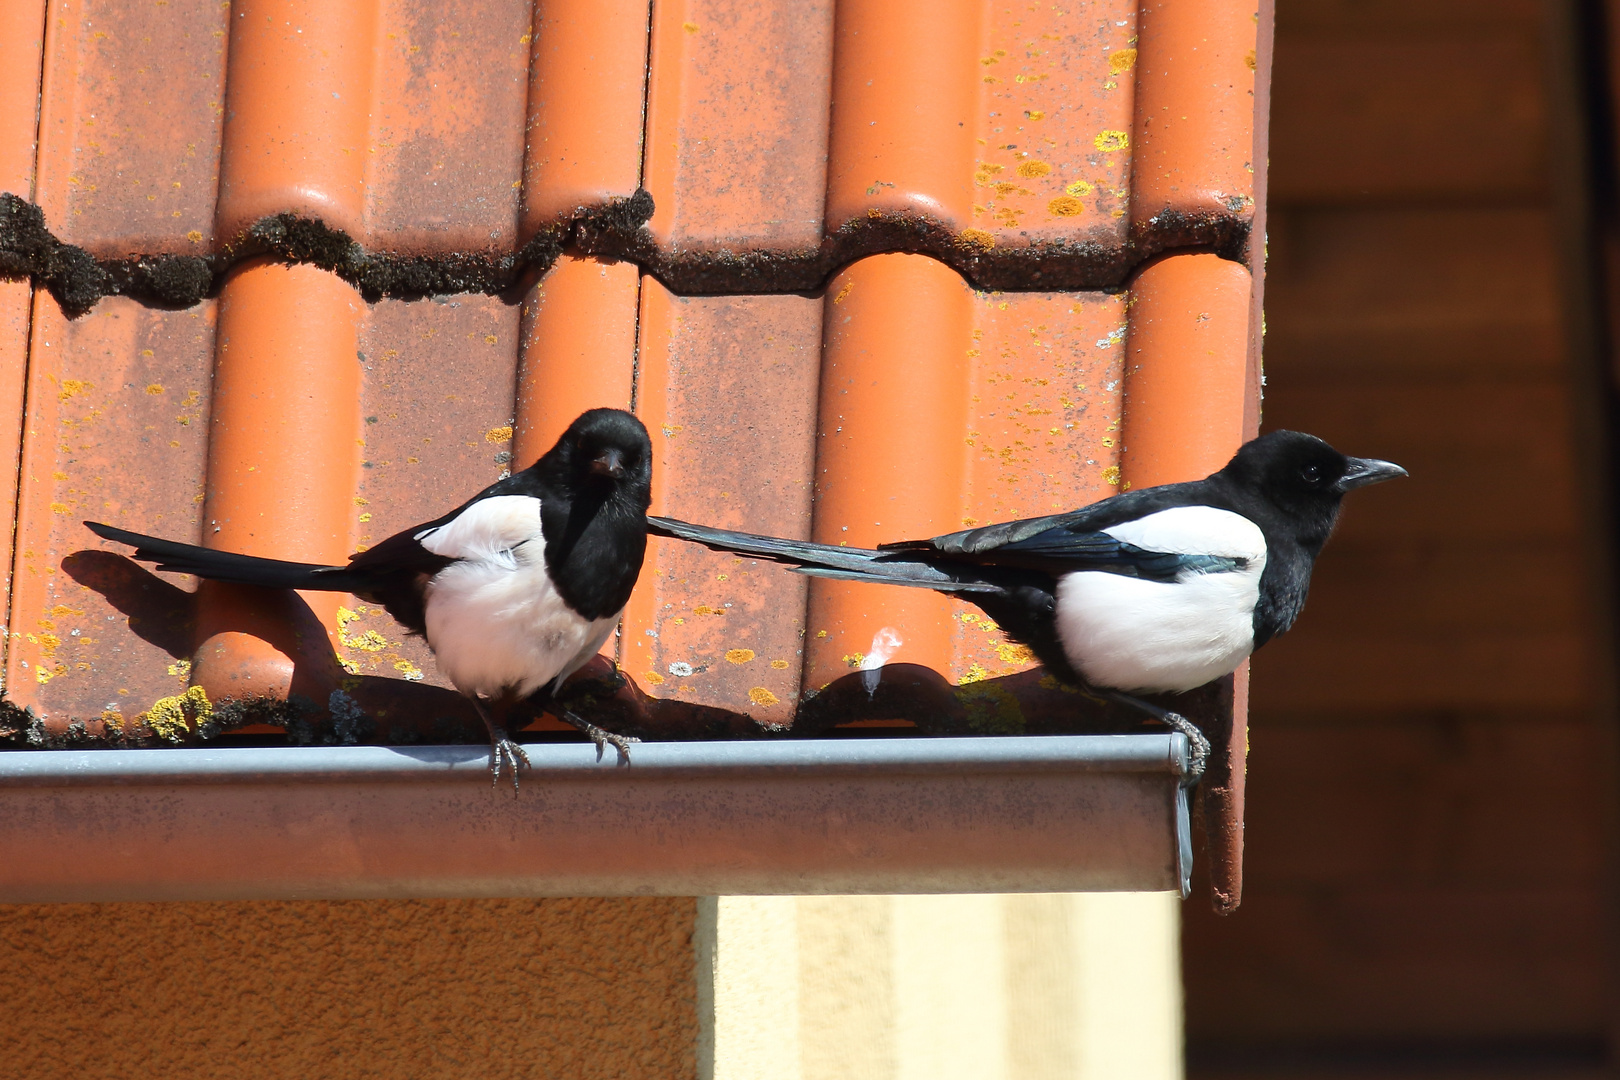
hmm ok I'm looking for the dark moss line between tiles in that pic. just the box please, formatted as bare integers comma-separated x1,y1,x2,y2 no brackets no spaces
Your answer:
0,190,656,316
1,190,1250,316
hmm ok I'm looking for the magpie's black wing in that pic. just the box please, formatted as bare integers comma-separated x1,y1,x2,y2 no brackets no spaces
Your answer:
885,510,1080,557
881,476,1231,558
940,524,1246,582
343,524,455,578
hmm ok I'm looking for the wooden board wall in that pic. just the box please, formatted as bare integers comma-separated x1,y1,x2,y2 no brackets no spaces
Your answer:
1183,1,1613,1075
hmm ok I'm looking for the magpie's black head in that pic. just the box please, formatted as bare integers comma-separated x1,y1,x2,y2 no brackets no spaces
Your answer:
546,408,653,509
1220,430,1405,549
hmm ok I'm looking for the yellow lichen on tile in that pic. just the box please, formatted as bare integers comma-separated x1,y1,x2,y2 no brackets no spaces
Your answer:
960,228,996,251
995,641,1035,665
1094,130,1130,152
1108,48,1138,74
748,687,779,706
337,606,390,652
725,649,755,665
142,685,212,743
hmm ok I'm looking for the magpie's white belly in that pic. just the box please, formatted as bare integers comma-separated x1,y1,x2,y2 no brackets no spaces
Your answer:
415,494,618,700
1053,505,1266,694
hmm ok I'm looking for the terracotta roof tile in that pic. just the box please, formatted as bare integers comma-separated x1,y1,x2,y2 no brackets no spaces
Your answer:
1132,1,1260,226
521,0,651,232
7,294,217,720
1,1,47,199
643,0,833,255
514,255,639,463
366,0,533,250
625,282,823,723
35,0,228,254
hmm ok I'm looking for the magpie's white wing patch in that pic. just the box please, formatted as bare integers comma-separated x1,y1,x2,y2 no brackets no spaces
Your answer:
1100,505,1265,562
1056,506,1267,694
415,494,543,565
418,494,619,699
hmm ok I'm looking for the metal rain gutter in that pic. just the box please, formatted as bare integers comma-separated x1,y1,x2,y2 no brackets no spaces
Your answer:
0,733,1191,902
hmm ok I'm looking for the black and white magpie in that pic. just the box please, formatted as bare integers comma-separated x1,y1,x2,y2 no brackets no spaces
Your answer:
649,430,1405,779
86,407,654,787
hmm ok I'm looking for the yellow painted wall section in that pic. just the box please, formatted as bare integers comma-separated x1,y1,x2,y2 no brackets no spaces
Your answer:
701,893,1183,1080
0,897,698,1079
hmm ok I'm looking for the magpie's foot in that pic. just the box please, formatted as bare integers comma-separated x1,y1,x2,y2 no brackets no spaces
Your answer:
488,735,532,792
562,710,638,765
468,697,531,791
1102,690,1209,787
1158,709,1209,787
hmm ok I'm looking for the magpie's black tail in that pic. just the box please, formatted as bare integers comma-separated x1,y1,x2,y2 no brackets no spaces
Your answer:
645,516,999,593
85,521,362,593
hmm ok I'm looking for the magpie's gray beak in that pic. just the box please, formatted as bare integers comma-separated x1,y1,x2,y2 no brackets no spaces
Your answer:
1336,457,1407,493
590,448,626,479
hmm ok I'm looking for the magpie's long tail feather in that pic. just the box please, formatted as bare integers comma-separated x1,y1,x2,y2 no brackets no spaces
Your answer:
646,516,999,593
85,521,361,592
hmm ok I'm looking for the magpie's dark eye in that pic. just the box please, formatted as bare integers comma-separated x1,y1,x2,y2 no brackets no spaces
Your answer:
1300,463,1323,484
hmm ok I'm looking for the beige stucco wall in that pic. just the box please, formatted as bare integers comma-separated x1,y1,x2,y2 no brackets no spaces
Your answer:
0,898,698,1079
700,893,1183,1080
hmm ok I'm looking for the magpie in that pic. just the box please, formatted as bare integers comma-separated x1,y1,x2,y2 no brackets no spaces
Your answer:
86,407,653,788
648,430,1405,780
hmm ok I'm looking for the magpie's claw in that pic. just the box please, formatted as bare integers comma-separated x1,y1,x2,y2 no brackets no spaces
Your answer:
488,736,532,791
1158,709,1209,787
1102,690,1209,787
562,710,638,766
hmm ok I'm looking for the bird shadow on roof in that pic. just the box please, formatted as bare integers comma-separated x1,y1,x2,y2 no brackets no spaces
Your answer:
47,550,1227,753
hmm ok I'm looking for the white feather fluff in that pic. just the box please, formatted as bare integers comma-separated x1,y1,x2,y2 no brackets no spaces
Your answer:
417,495,618,699
1054,506,1266,693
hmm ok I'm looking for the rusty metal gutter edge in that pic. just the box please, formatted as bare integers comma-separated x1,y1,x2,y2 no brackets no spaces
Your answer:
0,733,1191,900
